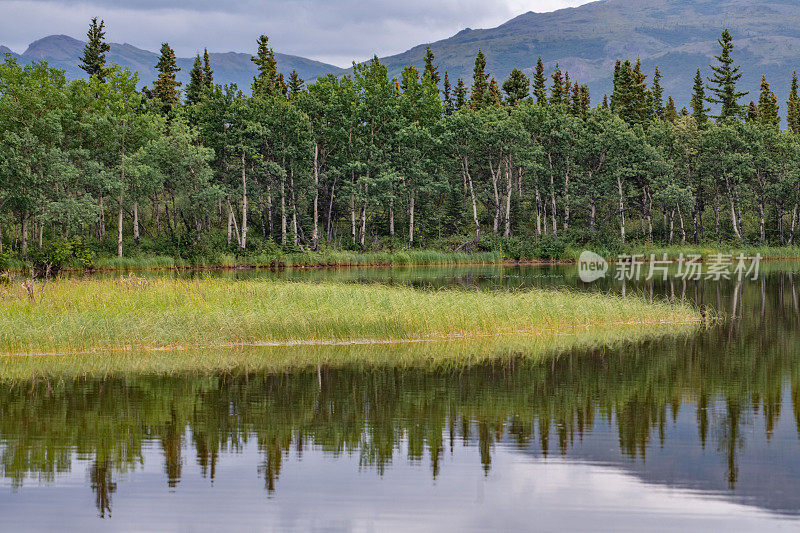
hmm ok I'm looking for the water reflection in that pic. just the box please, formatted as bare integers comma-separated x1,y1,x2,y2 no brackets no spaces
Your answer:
2,267,800,523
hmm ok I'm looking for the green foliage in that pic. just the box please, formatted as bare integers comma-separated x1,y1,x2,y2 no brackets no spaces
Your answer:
27,237,94,275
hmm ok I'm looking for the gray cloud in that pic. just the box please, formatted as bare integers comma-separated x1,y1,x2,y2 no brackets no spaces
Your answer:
1,0,590,66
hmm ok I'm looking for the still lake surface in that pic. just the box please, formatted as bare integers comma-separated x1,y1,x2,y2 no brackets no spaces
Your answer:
2,264,800,531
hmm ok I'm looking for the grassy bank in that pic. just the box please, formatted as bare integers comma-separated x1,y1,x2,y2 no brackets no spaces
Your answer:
0,325,700,381
0,278,700,356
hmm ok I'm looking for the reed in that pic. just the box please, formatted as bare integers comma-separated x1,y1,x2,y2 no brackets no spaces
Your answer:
0,277,700,357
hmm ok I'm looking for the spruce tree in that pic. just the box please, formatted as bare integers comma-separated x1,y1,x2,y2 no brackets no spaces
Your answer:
665,96,678,122
579,85,591,114
570,83,581,115
746,101,759,123
454,78,467,111
288,70,304,97
443,72,454,116
680,106,690,117
423,46,440,87
502,68,530,106
706,28,747,121
630,59,649,123
787,71,800,134
470,49,489,108
550,63,564,105
563,72,572,106
202,48,214,88
154,42,181,111
79,17,111,81
251,35,280,97
610,60,622,110
487,78,503,107
691,69,710,126
533,57,547,105
185,54,204,105
757,76,779,128
611,60,634,121
651,66,664,119
602,94,609,110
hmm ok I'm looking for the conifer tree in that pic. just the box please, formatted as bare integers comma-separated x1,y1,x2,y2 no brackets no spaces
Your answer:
443,72,454,116
154,42,181,111
680,106,690,117
611,60,622,109
602,94,609,110
691,69,710,126
706,28,747,121
288,70,305,97
563,72,572,106
79,17,111,81
570,83,582,115
533,57,547,105
487,78,503,106
202,49,214,88
611,60,635,121
185,54,204,105
746,101,759,123
787,71,800,134
550,63,564,105
579,85,591,114
502,68,530,106
651,66,664,119
251,35,280,97
665,96,678,122
470,49,489,108
757,76,778,128
454,77,467,111
423,46,440,87
630,59,649,123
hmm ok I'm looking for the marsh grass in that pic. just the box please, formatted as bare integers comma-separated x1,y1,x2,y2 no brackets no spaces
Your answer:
0,277,699,357
0,324,701,382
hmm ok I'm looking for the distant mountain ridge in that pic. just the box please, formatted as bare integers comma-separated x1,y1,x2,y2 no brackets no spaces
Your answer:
5,0,800,107
375,0,800,108
1,34,345,91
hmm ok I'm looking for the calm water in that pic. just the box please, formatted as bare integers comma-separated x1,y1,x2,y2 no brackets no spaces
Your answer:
3,265,800,531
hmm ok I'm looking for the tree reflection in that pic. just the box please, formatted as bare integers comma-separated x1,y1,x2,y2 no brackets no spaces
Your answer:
1,273,800,516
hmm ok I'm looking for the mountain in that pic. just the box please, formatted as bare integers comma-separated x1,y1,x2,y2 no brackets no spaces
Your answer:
375,0,800,108
6,0,800,108
2,34,345,91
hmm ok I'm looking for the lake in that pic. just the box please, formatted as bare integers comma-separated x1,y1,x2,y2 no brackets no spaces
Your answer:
2,264,800,531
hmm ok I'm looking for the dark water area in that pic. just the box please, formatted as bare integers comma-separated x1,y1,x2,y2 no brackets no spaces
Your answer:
3,265,800,531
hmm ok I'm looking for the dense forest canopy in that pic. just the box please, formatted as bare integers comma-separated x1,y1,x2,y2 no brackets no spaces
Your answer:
1,22,800,266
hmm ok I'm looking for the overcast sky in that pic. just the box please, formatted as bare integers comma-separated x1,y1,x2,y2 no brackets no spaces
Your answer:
1,0,592,66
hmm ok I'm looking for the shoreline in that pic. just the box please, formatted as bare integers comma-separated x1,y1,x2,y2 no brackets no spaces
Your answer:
5,246,800,275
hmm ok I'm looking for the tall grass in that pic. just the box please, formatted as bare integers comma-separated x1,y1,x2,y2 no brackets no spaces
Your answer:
0,325,700,381
0,278,699,356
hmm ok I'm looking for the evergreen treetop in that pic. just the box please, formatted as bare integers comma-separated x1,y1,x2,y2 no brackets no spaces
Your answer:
470,49,489,108
706,28,748,121
79,17,111,81
251,35,280,98
533,57,547,105
154,42,181,111
423,46,440,87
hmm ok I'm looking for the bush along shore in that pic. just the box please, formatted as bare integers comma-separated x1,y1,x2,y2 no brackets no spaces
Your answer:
0,278,701,356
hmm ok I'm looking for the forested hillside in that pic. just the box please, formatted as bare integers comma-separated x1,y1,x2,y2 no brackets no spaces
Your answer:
1,19,799,271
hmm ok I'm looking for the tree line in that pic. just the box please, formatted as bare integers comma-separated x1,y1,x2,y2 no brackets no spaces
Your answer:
2,21,799,261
